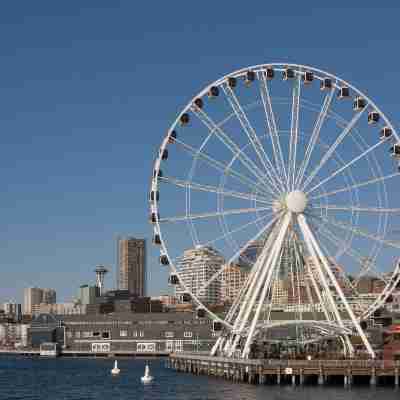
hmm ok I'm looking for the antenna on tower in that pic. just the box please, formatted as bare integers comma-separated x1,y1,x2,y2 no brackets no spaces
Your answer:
95,265,108,296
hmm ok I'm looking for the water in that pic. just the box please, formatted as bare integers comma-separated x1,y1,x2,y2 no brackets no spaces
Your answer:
0,356,399,400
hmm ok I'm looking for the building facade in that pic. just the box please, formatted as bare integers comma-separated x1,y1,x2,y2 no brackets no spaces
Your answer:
118,237,146,296
32,302,86,316
175,246,225,306
24,287,57,315
220,263,249,304
24,288,43,315
2,302,22,321
62,312,217,353
78,285,98,305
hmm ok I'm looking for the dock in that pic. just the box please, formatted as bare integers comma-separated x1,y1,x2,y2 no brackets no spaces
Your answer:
168,353,400,386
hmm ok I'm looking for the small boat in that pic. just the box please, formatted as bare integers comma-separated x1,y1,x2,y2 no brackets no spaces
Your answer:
111,360,120,375
140,364,153,384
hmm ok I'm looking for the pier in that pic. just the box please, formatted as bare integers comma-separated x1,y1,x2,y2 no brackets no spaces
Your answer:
168,353,400,387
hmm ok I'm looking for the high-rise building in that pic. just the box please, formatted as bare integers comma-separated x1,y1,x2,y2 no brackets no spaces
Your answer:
2,302,22,321
78,284,98,305
221,263,250,304
238,240,264,269
175,245,225,305
24,287,44,315
42,288,56,304
118,237,146,296
23,287,57,315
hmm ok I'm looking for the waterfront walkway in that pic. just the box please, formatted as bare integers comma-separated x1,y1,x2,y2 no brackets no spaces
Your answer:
168,353,400,386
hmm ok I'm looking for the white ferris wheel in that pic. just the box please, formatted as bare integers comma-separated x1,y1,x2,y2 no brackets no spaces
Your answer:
150,63,400,359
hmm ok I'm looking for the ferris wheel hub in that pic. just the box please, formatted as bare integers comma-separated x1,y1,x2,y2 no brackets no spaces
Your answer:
286,190,308,213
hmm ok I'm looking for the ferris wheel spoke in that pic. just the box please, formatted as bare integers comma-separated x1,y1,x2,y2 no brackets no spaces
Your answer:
202,210,274,255
309,171,400,202
197,213,282,295
288,75,301,190
191,105,282,195
312,223,366,289
301,107,367,191
306,213,400,251
295,87,335,188
311,204,400,214
174,138,273,198
222,84,285,192
159,206,272,223
314,222,390,285
159,176,272,205
306,138,388,195
258,71,288,189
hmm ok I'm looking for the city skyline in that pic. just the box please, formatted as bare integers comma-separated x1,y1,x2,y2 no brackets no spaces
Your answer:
2,2,400,304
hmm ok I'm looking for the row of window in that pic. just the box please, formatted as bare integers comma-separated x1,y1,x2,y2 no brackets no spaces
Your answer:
90,341,185,353
67,319,211,326
71,330,195,339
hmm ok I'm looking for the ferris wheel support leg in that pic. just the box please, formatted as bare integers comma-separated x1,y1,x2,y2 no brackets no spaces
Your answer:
225,225,281,357
297,215,355,357
241,213,292,358
300,215,375,359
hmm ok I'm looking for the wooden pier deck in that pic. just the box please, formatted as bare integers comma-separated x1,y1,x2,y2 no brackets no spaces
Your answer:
168,353,400,386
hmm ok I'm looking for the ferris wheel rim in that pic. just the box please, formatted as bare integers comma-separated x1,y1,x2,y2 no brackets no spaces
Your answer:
150,62,400,331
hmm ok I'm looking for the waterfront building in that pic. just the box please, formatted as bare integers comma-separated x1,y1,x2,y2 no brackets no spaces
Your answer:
0,323,29,348
175,246,225,305
62,312,216,353
221,263,250,304
118,237,146,296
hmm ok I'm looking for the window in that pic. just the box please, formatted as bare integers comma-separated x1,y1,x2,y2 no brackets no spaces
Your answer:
137,343,156,352
132,331,138,337
184,332,192,338
82,331,91,338
174,340,183,352
165,331,174,338
91,343,110,353
165,340,174,352
93,332,100,337
120,330,128,337
74,331,80,338
102,331,110,339
139,331,144,337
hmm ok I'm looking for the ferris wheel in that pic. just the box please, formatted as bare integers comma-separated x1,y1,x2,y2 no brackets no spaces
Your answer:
150,63,400,359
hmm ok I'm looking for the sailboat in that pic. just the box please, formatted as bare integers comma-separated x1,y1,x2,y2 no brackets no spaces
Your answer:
111,360,120,375
140,364,153,383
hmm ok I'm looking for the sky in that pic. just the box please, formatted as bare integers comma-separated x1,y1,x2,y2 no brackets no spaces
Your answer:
1,1,400,304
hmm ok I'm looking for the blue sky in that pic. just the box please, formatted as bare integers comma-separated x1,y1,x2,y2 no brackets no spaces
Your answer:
1,1,400,304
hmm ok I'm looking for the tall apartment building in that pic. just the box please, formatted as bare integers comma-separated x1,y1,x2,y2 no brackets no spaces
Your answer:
23,287,57,315
118,237,146,296
221,263,250,304
24,288,43,315
175,245,225,305
42,288,56,304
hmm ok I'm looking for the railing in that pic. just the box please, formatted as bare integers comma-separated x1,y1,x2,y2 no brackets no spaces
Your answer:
170,353,400,369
